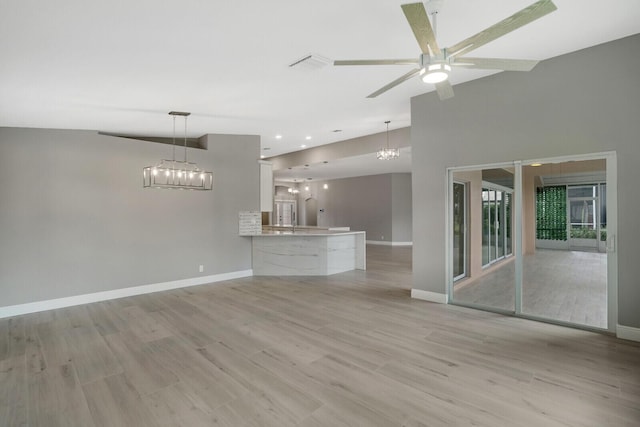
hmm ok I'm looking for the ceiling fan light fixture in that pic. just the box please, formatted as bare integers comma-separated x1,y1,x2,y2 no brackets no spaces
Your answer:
422,63,451,84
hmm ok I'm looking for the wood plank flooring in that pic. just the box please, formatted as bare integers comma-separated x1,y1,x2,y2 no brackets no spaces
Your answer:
1,245,639,426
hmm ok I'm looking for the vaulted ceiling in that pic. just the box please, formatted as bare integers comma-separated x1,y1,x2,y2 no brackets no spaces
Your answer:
1,1,639,159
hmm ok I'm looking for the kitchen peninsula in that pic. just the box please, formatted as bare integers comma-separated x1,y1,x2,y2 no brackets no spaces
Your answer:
251,230,366,276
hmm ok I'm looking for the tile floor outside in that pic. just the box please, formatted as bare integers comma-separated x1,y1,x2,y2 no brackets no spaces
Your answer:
453,249,607,329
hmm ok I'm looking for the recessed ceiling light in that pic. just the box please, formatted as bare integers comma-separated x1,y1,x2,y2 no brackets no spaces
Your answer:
301,144,307,148
305,136,312,140
530,163,543,167
275,134,282,139
260,155,265,159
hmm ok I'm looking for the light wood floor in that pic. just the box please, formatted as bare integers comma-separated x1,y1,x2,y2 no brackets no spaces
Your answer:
454,249,607,328
1,245,639,426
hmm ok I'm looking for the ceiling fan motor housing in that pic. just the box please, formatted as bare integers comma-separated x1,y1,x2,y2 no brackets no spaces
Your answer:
420,51,450,67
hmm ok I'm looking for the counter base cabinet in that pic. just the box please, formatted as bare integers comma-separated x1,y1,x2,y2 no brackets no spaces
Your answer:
252,232,366,276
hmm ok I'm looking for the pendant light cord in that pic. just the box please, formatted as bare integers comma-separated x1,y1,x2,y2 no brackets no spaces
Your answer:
184,115,188,163
385,120,391,149
172,115,176,163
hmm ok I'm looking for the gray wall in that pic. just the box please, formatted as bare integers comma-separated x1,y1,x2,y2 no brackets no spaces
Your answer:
0,128,259,307
391,173,413,242
308,173,411,243
411,34,640,328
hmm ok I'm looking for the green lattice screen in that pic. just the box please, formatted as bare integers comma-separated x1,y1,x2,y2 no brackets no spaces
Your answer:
536,186,567,240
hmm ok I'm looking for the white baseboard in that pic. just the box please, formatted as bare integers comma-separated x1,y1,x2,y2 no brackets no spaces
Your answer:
366,240,413,246
411,289,448,304
0,269,253,319
617,324,640,342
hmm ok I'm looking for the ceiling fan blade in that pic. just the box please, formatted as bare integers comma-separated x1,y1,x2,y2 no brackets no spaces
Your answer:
334,59,420,66
446,0,557,58
366,68,422,98
401,2,441,55
452,57,539,71
435,80,454,100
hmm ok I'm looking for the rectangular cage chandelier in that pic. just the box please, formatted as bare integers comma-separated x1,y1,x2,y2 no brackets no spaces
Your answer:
143,111,213,190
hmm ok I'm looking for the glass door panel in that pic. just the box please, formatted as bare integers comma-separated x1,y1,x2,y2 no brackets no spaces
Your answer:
482,189,490,266
453,182,466,280
523,162,607,329
490,192,498,262
569,198,597,249
497,193,505,259
505,192,513,256
452,168,515,313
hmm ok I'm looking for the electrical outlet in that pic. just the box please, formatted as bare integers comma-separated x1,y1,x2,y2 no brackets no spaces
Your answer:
199,265,204,273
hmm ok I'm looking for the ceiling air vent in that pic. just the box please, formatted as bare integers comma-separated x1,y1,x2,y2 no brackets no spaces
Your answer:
288,54,331,70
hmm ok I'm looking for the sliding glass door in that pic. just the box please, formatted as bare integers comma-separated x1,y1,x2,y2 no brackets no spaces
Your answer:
482,184,513,267
448,153,617,332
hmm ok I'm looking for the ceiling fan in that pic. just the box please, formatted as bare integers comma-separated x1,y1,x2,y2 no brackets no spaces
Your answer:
334,0,557,100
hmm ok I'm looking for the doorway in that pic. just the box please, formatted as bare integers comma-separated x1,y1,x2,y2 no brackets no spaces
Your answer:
447,153,617,333
305,198,318,226
274,200,296,226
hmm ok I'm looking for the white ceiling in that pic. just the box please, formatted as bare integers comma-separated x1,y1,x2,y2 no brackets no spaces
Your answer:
276,147,413,183
1,0,639,161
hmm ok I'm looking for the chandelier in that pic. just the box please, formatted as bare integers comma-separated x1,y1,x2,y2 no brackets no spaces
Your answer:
376,120,399,160
288,179,300,195
143,111,213,190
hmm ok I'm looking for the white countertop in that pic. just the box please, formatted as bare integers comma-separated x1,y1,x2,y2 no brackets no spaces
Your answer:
255,230,365,237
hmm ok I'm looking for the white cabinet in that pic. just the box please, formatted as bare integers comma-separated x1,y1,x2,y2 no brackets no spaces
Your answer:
259,160,273,212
